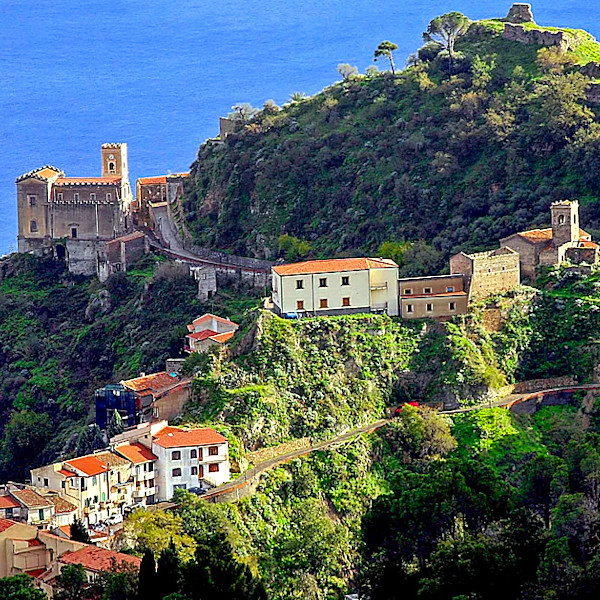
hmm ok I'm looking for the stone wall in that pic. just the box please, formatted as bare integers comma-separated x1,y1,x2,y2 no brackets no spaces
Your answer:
513,375,577,393
500,235,540,280
502,23,571,52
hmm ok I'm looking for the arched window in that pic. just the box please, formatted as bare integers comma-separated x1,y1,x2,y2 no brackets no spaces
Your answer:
108,162,116,174
558,214,565,225
29,220,38,233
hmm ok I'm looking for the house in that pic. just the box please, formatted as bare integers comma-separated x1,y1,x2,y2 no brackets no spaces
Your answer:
99,231,148,279
16,144,133,278
185,313,239,353
500,200,598,279
449,247,520,300
121,372,191,422
113,442,158,506
95,384,138,430
399,274,468,319
152,426,230,499
57,545,141,583
0,494,22,521
135,172,189,229
9,489,54,528
271,257,400,317
43,494,78,528
0,519,50,579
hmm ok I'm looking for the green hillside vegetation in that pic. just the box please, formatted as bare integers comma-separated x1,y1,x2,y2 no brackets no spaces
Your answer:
182,14,600,272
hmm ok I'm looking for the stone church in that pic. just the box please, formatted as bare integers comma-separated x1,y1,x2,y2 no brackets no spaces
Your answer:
16,144,136,277
500,200,599,279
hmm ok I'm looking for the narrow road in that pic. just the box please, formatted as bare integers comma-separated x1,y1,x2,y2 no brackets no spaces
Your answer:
200,383,600,502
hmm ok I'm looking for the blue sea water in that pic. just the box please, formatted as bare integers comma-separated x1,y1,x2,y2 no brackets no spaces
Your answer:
1,0,599,254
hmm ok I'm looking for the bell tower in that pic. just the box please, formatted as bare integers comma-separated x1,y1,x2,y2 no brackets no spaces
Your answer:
551,200,579,248
101,143,129,179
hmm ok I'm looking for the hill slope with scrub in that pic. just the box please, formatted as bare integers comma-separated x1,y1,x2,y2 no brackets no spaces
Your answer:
182,12,600,271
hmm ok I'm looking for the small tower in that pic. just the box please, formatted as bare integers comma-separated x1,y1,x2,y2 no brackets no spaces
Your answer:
101,143,129,179
551,200,580,248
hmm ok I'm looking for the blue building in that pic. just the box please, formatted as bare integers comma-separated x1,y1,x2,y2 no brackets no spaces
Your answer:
95,384,139,430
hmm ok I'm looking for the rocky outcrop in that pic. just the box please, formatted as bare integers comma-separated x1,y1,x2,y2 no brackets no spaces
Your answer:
502,23,571,52
506,3,534,24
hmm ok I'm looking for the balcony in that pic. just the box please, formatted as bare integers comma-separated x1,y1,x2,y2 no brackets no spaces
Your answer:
370,283,388,291
133,487,155,498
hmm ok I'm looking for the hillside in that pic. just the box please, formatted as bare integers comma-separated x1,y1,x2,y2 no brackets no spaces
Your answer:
182,11,600,272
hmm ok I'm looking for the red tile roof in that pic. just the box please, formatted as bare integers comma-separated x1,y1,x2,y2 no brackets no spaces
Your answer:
65,455,109,477
138,176,167,185
0,496,20,509
59,546,141,573
26,568,47,578
272,257,398,276
210,331,235,344
54,177,121,186
115,442,157,464
48,496,77,514
576,241,599,248
153,426,226,448
115,231,145,243
27,538,43,547
57,469,76,478
514,227,592,244
0,519,18,533
401,291,468,299
191,313,238,328
122,372,178,394
10,489,53,508
187,329,218,341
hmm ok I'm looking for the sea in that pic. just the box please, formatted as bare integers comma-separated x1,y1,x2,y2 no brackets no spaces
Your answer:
1,0,599,255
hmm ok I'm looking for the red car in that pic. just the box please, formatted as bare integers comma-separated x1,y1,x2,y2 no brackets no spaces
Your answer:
395,401,420,415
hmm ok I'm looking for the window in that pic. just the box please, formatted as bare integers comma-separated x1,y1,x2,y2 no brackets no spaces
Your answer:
172,468,182,477
208,446,218,456
319,298,328,309
191,466,198,475
61,481,65,489
93,495,98,504
44,478,48,487
341,276,350,286
319,278,327,287
148,462,154,471
92,476,97,486
209,464,219,473
28,195,37,207
446,286,454,293
90,193,96,201
297,300,304,310
74,193,79,201
173,484,187,491
109,162,116,173
449,302,456,311
190,449,197,459
57,193,63,201
199,465,204,478
342,297,350,307
5,509,13,519
296,280,304,289
172,451,181,460
106,193,112,201
197,449,203,460
424,287,432,294
29,220,38,233
558,214,565,224
71,227,78,239
426,303,433,312
406,304,414,314
39,509,44,521
404,288,412,295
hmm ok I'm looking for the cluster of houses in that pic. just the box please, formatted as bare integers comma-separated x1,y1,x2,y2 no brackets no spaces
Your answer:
271,200,598,319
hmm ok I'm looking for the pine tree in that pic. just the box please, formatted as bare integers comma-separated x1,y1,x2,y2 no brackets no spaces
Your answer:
156,540,181,599
107,410,125,440
137,548,157,600
70,516,91,544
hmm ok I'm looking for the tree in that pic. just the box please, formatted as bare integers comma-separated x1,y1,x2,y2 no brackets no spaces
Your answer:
228,103,258,123
337,63,358,81
374,41,398,75
137,549,157,600
423,12,470,73
107,410,124,440
288,91,307,103
76,424,106,456
377,240,411,267
70,516,91,544
54,564,88,600
156,540,181,600
0,574,48,600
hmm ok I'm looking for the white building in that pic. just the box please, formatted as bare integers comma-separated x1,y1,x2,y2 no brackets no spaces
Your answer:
271,257,399,317
151,426,230,499
185,313,238,353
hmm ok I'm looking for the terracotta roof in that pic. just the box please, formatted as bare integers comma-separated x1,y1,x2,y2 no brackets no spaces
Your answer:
514,227,592,244
191,313,238,327
272,257,398,276
576,241,599,248
153,426,226,448
94,451,130,468
0,496,20,509
27,538,43,547
59,525,71,537
0,519,18,533
210,331,235,344
138,176,167,185
59,546,141,573
122,372,178,394
187,329,218,341
57,469,76,478
167,172,190,179
115,231,145,243
579,228,592,240
402,291,468,299
47,496,77,514
16,165,63,182
26,568,47,578
10,489,52,509
65,455,109,477
54,177,121,186
114,442,157,464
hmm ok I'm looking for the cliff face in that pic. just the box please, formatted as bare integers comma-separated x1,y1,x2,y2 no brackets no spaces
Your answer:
182,16,600,266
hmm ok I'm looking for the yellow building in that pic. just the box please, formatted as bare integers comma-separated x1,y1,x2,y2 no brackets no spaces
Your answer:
271,257,399,317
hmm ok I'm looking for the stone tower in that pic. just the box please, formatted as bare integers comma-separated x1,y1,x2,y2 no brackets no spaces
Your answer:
551,200,580,248
506,3,534,24
101,143,128,179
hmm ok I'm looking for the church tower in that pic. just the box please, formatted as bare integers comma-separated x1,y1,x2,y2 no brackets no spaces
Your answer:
101,143,129,179
551,200,579,248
